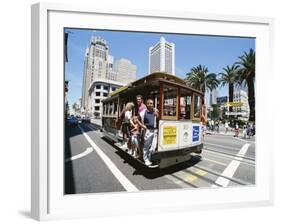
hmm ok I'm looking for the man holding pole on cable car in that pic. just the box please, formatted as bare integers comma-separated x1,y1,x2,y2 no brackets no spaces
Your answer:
142,98,159,166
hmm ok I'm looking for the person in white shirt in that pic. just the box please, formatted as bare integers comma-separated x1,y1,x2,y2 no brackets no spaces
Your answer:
121,102,134,149
225,121,229,134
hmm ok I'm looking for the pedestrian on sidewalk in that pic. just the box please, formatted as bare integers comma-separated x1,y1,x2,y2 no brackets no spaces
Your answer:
243,125,247,139
211,119,214,131
215,120,219,133
234,123,239,137
225,121,229,134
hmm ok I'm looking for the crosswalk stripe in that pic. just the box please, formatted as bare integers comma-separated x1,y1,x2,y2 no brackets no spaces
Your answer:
212,143,250,187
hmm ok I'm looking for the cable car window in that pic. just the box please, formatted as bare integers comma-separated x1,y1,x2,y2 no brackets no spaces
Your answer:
193,94,201,119
163,85,178,119
113,100,118,115
180,88,192,120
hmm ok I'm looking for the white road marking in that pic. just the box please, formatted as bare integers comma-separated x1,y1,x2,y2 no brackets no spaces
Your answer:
78,125,139,192
203,158,227,166
212,143,250,187
202,150,255,166
65,147,93,162
233,137,256,144
205,142,239,151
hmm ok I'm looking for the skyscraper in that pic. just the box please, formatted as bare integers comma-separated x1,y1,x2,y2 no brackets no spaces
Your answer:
113,58,137,84
149,37,175,75
81,36,137,116
81,37,115,112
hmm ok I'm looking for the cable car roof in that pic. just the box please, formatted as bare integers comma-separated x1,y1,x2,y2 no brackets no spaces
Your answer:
107,72,203,99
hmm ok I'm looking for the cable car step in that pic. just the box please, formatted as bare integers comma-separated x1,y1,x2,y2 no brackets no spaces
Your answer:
114,142,159,168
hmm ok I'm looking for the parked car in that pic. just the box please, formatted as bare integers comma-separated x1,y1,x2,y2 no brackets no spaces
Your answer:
82,116,91,123
76,115,82,123
66,116,78,126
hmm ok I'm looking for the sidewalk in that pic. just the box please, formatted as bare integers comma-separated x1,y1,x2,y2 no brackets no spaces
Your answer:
206,129,255,141
206,130,239,136
90,118,102,127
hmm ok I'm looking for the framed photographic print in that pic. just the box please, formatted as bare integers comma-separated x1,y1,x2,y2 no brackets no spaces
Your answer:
31,2,274,221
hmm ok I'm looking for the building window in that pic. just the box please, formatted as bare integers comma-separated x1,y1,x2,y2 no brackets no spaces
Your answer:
96,85,101,89
95,99,100,104
103,85,109,91
96,92,100,96
111,87,116,91
95,106,100,111
103,92,108,97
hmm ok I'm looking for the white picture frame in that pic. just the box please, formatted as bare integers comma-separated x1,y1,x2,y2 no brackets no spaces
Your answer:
31,2,274,221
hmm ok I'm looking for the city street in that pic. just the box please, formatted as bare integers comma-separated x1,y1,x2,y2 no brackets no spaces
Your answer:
64,123,255,195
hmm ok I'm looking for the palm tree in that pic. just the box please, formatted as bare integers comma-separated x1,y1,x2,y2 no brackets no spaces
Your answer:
185,65,220,94
236,49,255,121
185,65,219,122
220,64,240,112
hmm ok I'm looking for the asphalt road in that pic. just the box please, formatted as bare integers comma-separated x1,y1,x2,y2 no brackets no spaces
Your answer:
64,123,255,194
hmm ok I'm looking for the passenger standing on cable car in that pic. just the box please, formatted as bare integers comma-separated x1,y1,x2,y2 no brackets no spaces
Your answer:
135,94,147,123
135,94,147,150
121,102,134,149
142,99,159,166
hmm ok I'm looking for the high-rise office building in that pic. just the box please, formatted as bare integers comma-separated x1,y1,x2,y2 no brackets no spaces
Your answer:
81,37,115,113
149,37,175,75
81,36,137,116
113,58,137,84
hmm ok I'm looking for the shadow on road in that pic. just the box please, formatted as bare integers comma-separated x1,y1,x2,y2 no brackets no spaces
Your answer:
64,124,78,194
132,156,202,179
101,136,202,179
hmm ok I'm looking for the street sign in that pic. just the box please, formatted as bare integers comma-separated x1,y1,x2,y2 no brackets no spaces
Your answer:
226,102,243,107
216,96,227,104
192,126,200,142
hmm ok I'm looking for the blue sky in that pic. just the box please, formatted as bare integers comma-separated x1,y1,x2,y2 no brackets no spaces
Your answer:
65,28,255,105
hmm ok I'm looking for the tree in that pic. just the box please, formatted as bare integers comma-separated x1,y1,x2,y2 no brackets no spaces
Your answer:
220,64,240,112
185,65,220,94
94,111,100,119
210,104,221,120
185,65,219,122
236,49,255,121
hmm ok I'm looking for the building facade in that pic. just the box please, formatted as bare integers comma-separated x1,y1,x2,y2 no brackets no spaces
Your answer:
87,79,124,117
233,89,250,120
81,37,115,113
81,36,137,116
113,58,137,84
149,37,175,75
